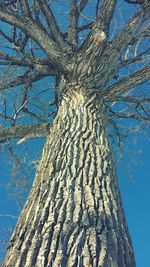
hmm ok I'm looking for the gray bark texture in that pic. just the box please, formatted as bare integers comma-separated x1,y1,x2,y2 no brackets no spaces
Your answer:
2,1,148,265
3,87,136,267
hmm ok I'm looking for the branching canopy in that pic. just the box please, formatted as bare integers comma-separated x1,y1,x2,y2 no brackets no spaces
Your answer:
0,0,150,145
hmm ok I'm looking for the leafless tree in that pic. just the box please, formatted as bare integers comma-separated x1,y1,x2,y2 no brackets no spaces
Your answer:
0,0,150,266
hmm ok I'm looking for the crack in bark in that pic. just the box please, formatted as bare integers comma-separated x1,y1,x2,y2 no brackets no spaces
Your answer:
3,89,136,267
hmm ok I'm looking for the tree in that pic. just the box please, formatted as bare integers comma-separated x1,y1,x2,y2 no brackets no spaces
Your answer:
0,0,150,266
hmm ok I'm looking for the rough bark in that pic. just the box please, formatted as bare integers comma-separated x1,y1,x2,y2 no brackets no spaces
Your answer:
3,87,135,267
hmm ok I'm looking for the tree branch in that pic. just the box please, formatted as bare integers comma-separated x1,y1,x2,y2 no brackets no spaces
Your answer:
68,0,89,47
63,22,93,38
0,9,72,73
96,0,116,34
68,0,78,47
0,65,56,90
77,0,116,78
118,47,150,70
78,0,89,13
37,0,70,52
0,52,32,67
0,29,13,43
0,123,50,143
20,0,30,15
101,66,150,99
124,0,143,4
111,96,150,103
109,110,150,122
94,2,150,87
0,52,25,66
0,51,53,70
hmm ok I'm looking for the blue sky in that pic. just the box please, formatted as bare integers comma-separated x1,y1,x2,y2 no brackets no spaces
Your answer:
118,131,150,267
0,1,150,266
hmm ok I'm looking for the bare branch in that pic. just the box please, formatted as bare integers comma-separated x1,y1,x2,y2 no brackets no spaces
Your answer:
21,107,48,123
78,0,89,12
0,65,56,90
37,0,70,52
101,66,150,99
110,110,150,122
108,118,123,151
0,51,54,70
0,52,30,67
96,0,116,34
68,0,78,47
77,1,116,78
68,0,89,47
20,0,30,15
63,22,93,38
0,9,72,73
94,3,150,87
119,48,150,69
0,123,50,143
124,0,143,4
0,29,13,43
111,96,150,103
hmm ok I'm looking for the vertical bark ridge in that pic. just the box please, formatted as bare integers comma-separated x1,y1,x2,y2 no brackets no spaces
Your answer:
3,89,136,267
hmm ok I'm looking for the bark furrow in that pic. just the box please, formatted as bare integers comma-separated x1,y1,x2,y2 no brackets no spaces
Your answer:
3,89,135,267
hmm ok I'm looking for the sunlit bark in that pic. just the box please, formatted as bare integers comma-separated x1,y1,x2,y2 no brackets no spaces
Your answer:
2,1,150,266
3,88,135,267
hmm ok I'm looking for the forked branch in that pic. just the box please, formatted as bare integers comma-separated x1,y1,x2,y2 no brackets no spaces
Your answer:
0,65,56,90
0,8,72,73
101,66,150,99
37,0,70,52
94,2,150,87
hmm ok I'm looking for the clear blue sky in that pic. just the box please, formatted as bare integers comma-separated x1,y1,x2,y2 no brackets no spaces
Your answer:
119,132,150,267
0,1,150,266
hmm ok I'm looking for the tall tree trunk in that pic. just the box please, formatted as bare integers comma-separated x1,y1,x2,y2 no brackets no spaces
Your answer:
3,88,136,267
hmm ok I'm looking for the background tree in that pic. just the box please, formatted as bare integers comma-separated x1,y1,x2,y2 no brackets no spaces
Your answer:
0,0,150,266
